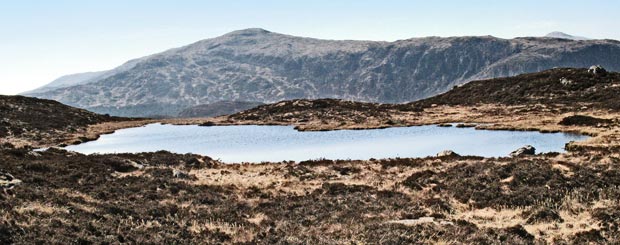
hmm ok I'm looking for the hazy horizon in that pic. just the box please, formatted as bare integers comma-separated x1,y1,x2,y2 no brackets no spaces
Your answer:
2,0,619,95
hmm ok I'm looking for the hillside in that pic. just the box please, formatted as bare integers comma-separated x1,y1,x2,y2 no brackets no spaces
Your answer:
412,67,620,111
0,95,126,147
23,28,620,117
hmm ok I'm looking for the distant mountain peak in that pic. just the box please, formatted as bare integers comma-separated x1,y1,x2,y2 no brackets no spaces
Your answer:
544,31,590,40
224,28,272,36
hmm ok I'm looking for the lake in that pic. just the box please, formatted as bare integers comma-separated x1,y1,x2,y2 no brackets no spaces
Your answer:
65,123,587,163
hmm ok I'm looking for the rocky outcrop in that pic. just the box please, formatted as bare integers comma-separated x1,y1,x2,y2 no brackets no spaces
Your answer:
0,171,21,194
172,169,191,179
510,145,536,157
24,29,620,117
387,217,454,226
436,150,460,157
588,65,607,75
560,77,574,86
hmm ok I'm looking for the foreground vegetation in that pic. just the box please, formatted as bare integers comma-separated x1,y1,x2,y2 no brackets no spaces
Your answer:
2,144,619,244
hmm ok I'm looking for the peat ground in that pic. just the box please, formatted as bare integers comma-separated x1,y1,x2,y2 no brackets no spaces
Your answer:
2,145,619,243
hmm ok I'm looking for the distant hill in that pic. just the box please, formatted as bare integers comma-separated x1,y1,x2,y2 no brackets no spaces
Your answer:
21,71,107,94
24,28,620,117
21,56,149,95
178,101,264,118
544,32,590,41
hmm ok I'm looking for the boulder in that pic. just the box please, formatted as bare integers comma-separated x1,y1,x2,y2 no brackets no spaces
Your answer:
588,65,607,75
0,171,22,193
455,123,476,128
199,121,216,127
560,77,574,86
186,157,205,168
126,160,145,170
387,217,454,226
105,158,144,172
436,150,460,157
172,169,191,179
510,145,536,157
27,151,42,157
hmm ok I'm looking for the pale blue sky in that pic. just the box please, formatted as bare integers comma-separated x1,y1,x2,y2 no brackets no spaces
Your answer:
1,0,619,95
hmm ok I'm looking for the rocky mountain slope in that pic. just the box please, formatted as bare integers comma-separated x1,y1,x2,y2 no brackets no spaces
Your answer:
24,28,620,117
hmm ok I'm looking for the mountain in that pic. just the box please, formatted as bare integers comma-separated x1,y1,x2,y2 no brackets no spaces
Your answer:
24,28,620,117
544,32,590,41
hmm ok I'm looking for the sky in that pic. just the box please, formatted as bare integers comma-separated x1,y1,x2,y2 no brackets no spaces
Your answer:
1,0,619,95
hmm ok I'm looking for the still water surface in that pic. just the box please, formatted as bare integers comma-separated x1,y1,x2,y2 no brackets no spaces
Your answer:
65,123,587,163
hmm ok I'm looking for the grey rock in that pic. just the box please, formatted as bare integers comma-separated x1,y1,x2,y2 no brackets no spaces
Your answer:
560,77,574,86
126,160,144,170
510,145,536,157
439,220,455,226
24,28,620,117
387,217,454,226
436,150,460,157
172,169,191,179
106,158,144,172
27,151,42,157
588,65,607,75
0,171,22,191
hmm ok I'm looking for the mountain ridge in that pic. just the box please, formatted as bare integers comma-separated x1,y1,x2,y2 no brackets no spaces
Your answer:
24,28,620,117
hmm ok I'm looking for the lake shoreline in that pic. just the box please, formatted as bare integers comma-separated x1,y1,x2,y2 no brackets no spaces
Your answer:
64,123,587,163
44,103,617,160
